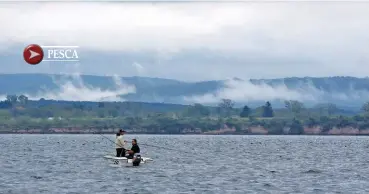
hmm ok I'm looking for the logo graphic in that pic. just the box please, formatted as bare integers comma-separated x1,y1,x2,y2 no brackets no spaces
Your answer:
23,44,44,65
23,44,80,65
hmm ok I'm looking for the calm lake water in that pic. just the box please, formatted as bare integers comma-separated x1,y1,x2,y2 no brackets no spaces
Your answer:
1,134,369,194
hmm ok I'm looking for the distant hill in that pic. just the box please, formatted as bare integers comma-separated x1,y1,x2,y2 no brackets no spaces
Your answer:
0,73,368,110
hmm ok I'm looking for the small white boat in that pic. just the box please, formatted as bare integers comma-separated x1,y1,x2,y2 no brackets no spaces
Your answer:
103,154,153,167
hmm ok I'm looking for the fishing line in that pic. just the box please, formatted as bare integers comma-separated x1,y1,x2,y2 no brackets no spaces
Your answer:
96,132,121,147
96,133,128,157
96,133,192,155
139,143,192,154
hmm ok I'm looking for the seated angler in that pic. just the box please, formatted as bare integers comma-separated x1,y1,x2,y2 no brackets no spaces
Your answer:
126,139,140,159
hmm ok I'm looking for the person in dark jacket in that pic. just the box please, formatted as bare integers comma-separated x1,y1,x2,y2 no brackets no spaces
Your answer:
126,139,140,159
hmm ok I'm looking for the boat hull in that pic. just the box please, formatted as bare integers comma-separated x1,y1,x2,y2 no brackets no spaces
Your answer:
103,155,153,167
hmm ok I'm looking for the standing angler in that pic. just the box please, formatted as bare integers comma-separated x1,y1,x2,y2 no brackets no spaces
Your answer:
115,129,127,157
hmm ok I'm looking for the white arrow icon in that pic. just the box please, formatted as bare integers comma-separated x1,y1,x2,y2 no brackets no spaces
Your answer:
29,50,40,59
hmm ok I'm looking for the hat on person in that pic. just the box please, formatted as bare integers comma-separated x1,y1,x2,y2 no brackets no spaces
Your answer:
119,129,126,133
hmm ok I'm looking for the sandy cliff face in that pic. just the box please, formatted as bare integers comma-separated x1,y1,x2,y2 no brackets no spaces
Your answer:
304,126,369,135
327,127,359,135
327,127,369,135
304,127,322,134
247,126,268,134
203,124,237,134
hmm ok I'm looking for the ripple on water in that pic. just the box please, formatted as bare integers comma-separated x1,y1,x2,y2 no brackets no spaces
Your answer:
1,134,369,193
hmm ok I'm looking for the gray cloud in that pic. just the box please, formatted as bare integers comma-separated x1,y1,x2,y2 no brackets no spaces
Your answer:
1,2,369,81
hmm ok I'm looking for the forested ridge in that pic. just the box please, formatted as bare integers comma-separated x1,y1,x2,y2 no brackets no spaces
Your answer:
1,74,369,108
2,95,369,135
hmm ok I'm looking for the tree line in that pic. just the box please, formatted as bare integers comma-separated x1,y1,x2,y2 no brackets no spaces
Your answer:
1,95,369,134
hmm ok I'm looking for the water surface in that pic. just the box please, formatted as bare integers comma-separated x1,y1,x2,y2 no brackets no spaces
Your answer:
1,134,369,194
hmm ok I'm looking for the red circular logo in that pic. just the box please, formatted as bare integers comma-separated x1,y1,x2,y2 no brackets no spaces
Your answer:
23,44,44,65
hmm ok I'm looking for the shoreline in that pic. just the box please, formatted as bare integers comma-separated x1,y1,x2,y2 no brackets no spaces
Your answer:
2,131,369,136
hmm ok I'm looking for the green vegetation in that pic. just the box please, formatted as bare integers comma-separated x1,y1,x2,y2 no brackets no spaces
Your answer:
1,95,369,135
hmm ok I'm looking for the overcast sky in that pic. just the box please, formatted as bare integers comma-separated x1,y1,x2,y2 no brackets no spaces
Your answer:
1,1,369,81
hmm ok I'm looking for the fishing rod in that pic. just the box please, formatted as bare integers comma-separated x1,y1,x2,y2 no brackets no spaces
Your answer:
96,133,192,154
96,132,122,147
96,132,129,157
